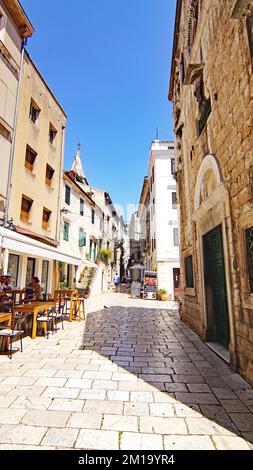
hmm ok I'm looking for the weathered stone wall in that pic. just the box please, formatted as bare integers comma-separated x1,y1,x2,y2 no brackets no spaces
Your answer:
171,0,253,384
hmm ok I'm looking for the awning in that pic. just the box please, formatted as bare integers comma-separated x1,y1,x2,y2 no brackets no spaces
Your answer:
0,227,82,266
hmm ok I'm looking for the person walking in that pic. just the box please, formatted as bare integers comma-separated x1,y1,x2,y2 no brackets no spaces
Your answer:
113,273,120,292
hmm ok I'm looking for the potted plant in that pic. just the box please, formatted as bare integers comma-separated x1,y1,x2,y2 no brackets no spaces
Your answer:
159,289,170,301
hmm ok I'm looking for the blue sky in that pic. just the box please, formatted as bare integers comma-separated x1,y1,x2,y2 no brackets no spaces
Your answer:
21,0,176,220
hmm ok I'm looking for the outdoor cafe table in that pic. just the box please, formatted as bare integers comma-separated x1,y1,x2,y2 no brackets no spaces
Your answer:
12,302,56,339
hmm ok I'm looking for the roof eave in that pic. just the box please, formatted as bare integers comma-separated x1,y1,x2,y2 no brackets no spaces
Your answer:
168,0,182,101
2,0,34,38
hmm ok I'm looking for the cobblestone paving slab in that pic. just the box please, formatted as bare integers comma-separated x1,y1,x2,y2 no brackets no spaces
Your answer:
0,293,252,450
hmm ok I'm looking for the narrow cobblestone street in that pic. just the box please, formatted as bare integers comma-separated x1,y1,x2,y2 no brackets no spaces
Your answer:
0,293,252,450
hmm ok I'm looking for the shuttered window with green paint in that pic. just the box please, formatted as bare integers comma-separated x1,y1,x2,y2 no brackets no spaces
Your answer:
65,185,71,205
64,222,70,241
79,229,86,247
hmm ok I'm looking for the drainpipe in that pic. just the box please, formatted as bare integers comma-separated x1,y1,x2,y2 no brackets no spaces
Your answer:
56,124,66,243
4,43,25,227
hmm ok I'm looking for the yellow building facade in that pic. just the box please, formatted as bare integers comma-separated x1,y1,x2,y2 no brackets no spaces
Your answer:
1,50,81,293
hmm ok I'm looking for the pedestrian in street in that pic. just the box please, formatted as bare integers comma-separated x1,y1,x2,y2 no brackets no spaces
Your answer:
113,273,120,292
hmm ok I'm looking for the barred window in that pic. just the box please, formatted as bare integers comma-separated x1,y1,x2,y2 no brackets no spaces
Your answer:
185,255,194,288
246,227,253,292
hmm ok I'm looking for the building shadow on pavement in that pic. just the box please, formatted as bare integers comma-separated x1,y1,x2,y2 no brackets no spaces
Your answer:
80,305,253,446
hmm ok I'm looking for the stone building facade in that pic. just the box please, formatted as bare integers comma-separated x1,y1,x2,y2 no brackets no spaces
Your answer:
169,0,253,384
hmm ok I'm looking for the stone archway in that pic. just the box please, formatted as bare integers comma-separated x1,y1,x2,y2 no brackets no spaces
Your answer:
194,154,222,211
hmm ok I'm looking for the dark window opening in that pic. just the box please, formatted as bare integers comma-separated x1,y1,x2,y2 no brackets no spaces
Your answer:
185,255,194,288
49,123,57,144
20,195,33,221
25,145,37,172
65,185,71,205
42,208,51,230
246,227,253,292
45,164,54,186
29,99,40,124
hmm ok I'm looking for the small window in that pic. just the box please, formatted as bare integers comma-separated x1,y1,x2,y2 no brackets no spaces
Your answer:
20,195,33,222
25,145,37,172
65,185,71,205
45,164,55,186
152,166,155,184
42,207,51,230
91,209,95,224
29,99,40,124
49,123,57,144
185,255,194,288
173,228,179,246
246,16,253,58
79,229,86,247
171,158,176,175
63,222,70,241
245,227,253,293
80,199,84,216
172,192,177,209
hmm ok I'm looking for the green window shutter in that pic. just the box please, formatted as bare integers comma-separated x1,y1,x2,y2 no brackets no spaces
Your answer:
65,186,71,205
91,209,95,224
80,199,84,216
185,255,194,288
64,223,69,241
79,229,86,247
246,227,253,293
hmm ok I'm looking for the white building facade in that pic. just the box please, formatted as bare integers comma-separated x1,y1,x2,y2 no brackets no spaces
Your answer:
143,140,180,300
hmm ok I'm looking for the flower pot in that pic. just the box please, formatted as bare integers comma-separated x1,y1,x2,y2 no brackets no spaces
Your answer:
160,294,170,301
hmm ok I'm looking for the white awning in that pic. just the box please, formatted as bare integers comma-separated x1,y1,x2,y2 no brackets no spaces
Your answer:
0,227,82,266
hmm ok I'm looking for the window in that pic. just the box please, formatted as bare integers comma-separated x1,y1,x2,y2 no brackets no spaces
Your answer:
79,229,86,247
179,54,185,84
41,260,49,293
246,227,253,293
63,222,70,241
172,192,177,209
49,123,57,144
80,198,84,216
186,0,200,57
185,255,194,288
152,166,155,184
25,145,37,172
7,254,19,288
29,99,40,124
42,208,51,230
246,16,253,58
20,195,33,222
45,164,55,186
173,228,179,246
91,209,95,224
65,185,71,205
171,158,176,175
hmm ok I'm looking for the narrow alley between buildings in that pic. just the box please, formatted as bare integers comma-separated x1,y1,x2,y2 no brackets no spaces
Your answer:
0,293,252,450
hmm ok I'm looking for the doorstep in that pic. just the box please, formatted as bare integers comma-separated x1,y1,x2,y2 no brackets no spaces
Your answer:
206,341,230,363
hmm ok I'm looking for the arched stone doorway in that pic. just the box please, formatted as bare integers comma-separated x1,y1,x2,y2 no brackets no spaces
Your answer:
193,155,236,363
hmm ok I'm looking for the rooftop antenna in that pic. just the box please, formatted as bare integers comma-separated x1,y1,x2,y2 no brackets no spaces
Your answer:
156,128,170,140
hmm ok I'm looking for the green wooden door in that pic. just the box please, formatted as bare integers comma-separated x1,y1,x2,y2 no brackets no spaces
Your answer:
204,225,230,349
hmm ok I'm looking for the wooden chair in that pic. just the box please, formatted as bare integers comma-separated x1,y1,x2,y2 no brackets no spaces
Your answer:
36,309,54,339
0,312,26,359
74,293,86,321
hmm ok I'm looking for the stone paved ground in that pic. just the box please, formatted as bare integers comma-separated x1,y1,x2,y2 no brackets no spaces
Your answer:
0,293,253,450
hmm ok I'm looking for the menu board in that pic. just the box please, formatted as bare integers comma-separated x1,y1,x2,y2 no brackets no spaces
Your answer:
143,271,157,300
